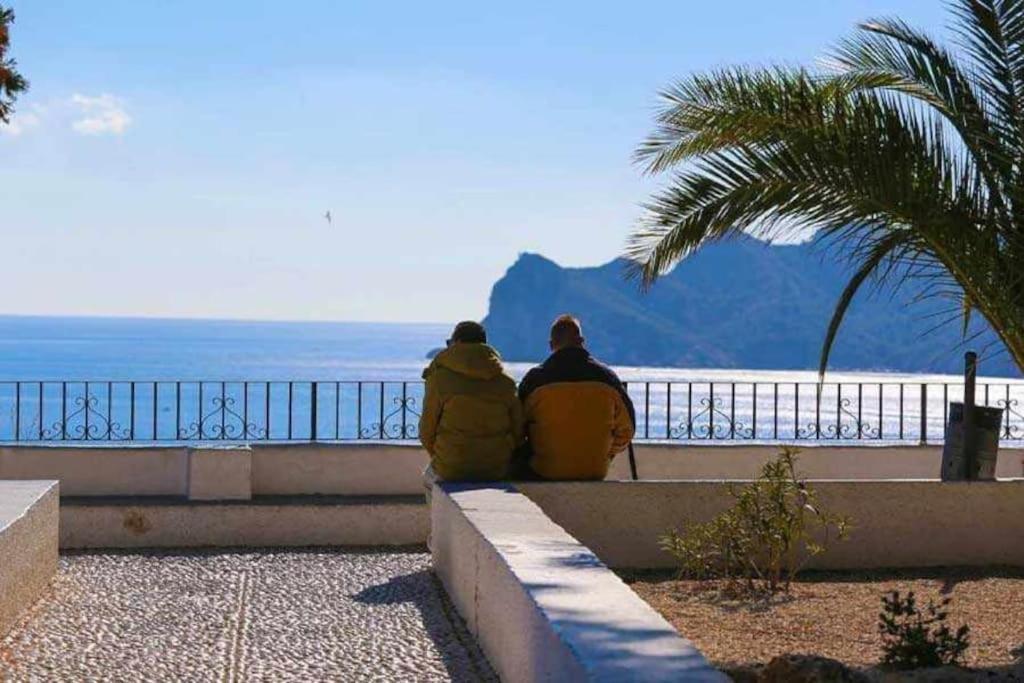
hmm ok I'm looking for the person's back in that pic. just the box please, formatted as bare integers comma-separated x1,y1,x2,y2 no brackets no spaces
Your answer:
419,321,522,481
518,315,635,480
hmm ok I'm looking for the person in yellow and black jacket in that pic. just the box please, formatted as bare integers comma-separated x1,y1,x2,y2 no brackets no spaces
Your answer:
516,315,635,480
419,321,523,499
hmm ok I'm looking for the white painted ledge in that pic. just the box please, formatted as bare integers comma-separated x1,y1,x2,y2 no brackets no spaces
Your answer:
0,480,59,638
432,484,725,682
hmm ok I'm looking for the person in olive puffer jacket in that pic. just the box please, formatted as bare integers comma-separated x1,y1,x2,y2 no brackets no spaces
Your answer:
419,321,523,493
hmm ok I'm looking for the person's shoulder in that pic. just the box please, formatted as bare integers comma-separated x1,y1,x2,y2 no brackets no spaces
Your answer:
586,354,624,385
424,360,457,386
517,363,547,396
493,369,517,389
521,364,543,381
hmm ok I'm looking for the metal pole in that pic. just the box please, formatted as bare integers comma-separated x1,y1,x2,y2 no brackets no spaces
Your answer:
310,381,318,441
919,384,927,445
627,442,638,481
963,351,978,479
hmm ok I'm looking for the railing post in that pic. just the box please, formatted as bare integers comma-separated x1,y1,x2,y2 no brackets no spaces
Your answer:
310,381,318,441
963,351,979,478
919,383,927,444
644,383,650,439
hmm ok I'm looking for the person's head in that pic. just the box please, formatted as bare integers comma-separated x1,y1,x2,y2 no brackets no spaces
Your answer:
447,320,487,346
549,314,584,352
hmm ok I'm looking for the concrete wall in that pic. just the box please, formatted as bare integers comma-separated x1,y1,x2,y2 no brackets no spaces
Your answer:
519,479,1024,570
612,443,1024,480
0,446,189,496
60,496,427,548
0,481,59,638
251,443,428,495
189,446,251,500
3,443,1023,500
432,484,725,682
0,443,430,498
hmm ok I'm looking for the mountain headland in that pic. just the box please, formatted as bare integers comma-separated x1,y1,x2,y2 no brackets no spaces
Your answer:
483,237,1019,375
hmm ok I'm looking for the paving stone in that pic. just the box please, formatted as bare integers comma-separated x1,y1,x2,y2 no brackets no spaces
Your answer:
0,548,495,682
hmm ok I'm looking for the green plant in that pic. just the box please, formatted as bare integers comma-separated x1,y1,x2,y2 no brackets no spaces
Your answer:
0,4,28,124
878,590,970,669
629,0,1024,376
659,448,849,594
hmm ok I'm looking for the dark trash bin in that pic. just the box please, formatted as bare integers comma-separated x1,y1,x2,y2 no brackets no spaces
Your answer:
940,402,1003,480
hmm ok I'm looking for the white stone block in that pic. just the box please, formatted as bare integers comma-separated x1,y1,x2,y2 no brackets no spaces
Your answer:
187,447,252,500
0,480,59,638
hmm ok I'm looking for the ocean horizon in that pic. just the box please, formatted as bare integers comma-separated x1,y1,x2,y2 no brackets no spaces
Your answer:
0,314,1018,385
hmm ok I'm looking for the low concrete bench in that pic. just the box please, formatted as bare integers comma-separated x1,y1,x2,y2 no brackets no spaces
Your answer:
0,480,59,637
432,483,725,682
60,494,427,548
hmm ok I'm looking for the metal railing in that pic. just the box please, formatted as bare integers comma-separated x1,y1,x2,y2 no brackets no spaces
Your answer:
0,380,1022,444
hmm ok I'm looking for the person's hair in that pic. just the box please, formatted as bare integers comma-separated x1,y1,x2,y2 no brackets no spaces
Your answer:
449,320,487,344
550,314,583,348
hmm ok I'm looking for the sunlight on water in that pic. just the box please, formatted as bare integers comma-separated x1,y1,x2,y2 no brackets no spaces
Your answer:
0,316,1020,444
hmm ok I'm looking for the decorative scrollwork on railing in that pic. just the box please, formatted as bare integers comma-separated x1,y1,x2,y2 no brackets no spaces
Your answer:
820,398,879,439
668,421,694,439
996,398,1024,439
797,422,821,439
670,396,753,439
41,394,131,441
177,397,268,440
360,396,421,440
8,379,1019,445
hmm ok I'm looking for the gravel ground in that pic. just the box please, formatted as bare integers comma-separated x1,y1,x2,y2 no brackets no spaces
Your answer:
0,548,495,682
625,567,1024,672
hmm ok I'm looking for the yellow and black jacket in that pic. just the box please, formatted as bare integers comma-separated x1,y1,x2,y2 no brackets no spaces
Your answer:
419,343,523,481
518,347,635,480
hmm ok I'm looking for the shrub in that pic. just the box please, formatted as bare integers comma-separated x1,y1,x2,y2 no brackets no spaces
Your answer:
659,447,849,594
878,590,970,670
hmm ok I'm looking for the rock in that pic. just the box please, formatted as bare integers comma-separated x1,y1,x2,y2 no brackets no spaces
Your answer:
875,666,1023,682
759,654,871,683
481,240,1019,374
725,659,1022,683
723,663,764,682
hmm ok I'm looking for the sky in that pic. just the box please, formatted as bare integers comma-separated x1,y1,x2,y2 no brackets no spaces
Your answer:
1,1,947,323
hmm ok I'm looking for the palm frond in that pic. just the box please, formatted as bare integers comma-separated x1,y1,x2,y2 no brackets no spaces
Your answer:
0,4,27,124
630,2,1024,374
818,235,907,379
950,0,1024,159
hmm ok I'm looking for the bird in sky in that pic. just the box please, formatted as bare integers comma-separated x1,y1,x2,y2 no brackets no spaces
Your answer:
323,210,332,225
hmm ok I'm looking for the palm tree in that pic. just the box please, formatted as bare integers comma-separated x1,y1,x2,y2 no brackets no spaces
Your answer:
629,0,1024,375
0,4,28,124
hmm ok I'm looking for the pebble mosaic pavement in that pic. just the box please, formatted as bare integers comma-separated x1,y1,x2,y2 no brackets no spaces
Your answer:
0,548,496,682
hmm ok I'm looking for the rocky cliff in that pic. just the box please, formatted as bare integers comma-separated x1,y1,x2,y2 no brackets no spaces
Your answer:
482,237,1017,375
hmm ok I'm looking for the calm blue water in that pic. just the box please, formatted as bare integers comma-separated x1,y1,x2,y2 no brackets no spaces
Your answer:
0,316,452,381
0,315,1021,443
0,316,455,441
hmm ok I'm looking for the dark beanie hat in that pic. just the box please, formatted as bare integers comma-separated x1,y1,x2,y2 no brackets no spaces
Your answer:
450,320,487,344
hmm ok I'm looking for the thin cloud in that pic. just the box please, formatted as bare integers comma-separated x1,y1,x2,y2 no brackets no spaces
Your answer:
0,107,43,137
70,94,132,135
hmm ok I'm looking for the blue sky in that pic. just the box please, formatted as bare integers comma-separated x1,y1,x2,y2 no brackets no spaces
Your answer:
2,1,945,323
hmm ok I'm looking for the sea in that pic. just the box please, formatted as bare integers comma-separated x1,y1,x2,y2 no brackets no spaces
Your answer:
3,315,1019,384
0,315,1021,443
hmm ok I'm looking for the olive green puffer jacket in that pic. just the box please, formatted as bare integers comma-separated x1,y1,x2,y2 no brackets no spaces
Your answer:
418,343,523,481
